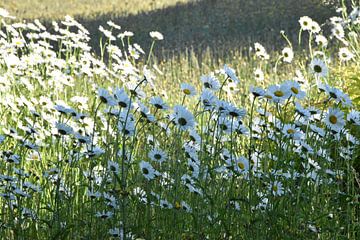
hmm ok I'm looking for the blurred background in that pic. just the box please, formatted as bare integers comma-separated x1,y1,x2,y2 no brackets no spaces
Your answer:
0,0,342,59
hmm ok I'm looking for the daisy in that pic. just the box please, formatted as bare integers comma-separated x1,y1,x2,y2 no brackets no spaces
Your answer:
315,35,328,48
250,86,265,98
267,84,291,103
282,47,294,63
331,24,345,40
139,161,159,180
254,42,270,60
149,96,169,110
299,16,313,31
309,58,328,78
338,47,354,61
171,105,195,131
284,80,306,99
148,148,167,163
347,110,360,125
107,161,120,174
108,228,122,238
113,87,131,109
324,108,345,132
95,211,113,219
107,20,121,30
234,156,250,173
55,122,73,135
294,102,311,119
188,129,201,144
200,89,218,110
181,201,192,213
224,103,246,119
254,68,264,82
201,75,221,91
181,83,196,96
149,31,163,40
269,181,284,196
309,20,321,33
282,124,302,140
98,88,116,106
223,64,240,83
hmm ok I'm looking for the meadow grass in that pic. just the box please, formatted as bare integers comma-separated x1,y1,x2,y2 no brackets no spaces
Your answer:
0,1,359,239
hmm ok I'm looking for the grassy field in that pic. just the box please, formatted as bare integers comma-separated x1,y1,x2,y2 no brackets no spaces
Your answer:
0,0,359,239
0,0,338,56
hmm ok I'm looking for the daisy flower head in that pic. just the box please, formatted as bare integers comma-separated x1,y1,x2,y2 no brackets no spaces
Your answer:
98,88,116,106
347,110,360,125
309,58,328,78
149,96,169,110
338,47,354,62
250,86,265,98
282,47,294,63
267,84,291,103
113,87,131,109
254,42,270,60
149,31,163,41
315,35,328,48
139,161,159,180
148,148,167,163
171,105,195,131
331,24,345,40
181,83,197,96
200,89,218,110
234,156,250,174
283,80,306,99
223,64,240,83
200,75,220,91
55,122,73,136
309,20,321,34
324,108,345,132
269,180,284,196
282,124,302,140
299,16,313,31
254,68,265,82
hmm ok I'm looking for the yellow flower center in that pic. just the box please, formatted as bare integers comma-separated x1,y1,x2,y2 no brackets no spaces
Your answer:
274,90,284,97
287,129,295,134
238,162,245,170
183,89,191,95
291,87,299,94
329,115,337,124
175,201,181,209
272,185,278,192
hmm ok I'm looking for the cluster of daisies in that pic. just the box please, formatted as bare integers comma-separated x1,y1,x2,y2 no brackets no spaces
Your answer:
0,5,359,239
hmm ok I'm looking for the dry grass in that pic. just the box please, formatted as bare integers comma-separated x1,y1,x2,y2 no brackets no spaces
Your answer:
0,0,192,20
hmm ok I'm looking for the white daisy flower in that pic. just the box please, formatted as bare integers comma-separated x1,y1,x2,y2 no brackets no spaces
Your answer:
254,68,265,82
181,83,197,96
149,31,163,40
148,148,167,163
282,47,294,63
269,180,284,196
324,108,345,132
201,75,221,91
309,58,328,78
139,161,159,180
267,84,291,103
149,96,169,110
315,35,328,47
224,64,240,83
347,110,360,125
284,80,306,99
338,47,354,61
171,105,195,131
299,16,313,31
55,122,73,135
234,156,250,173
